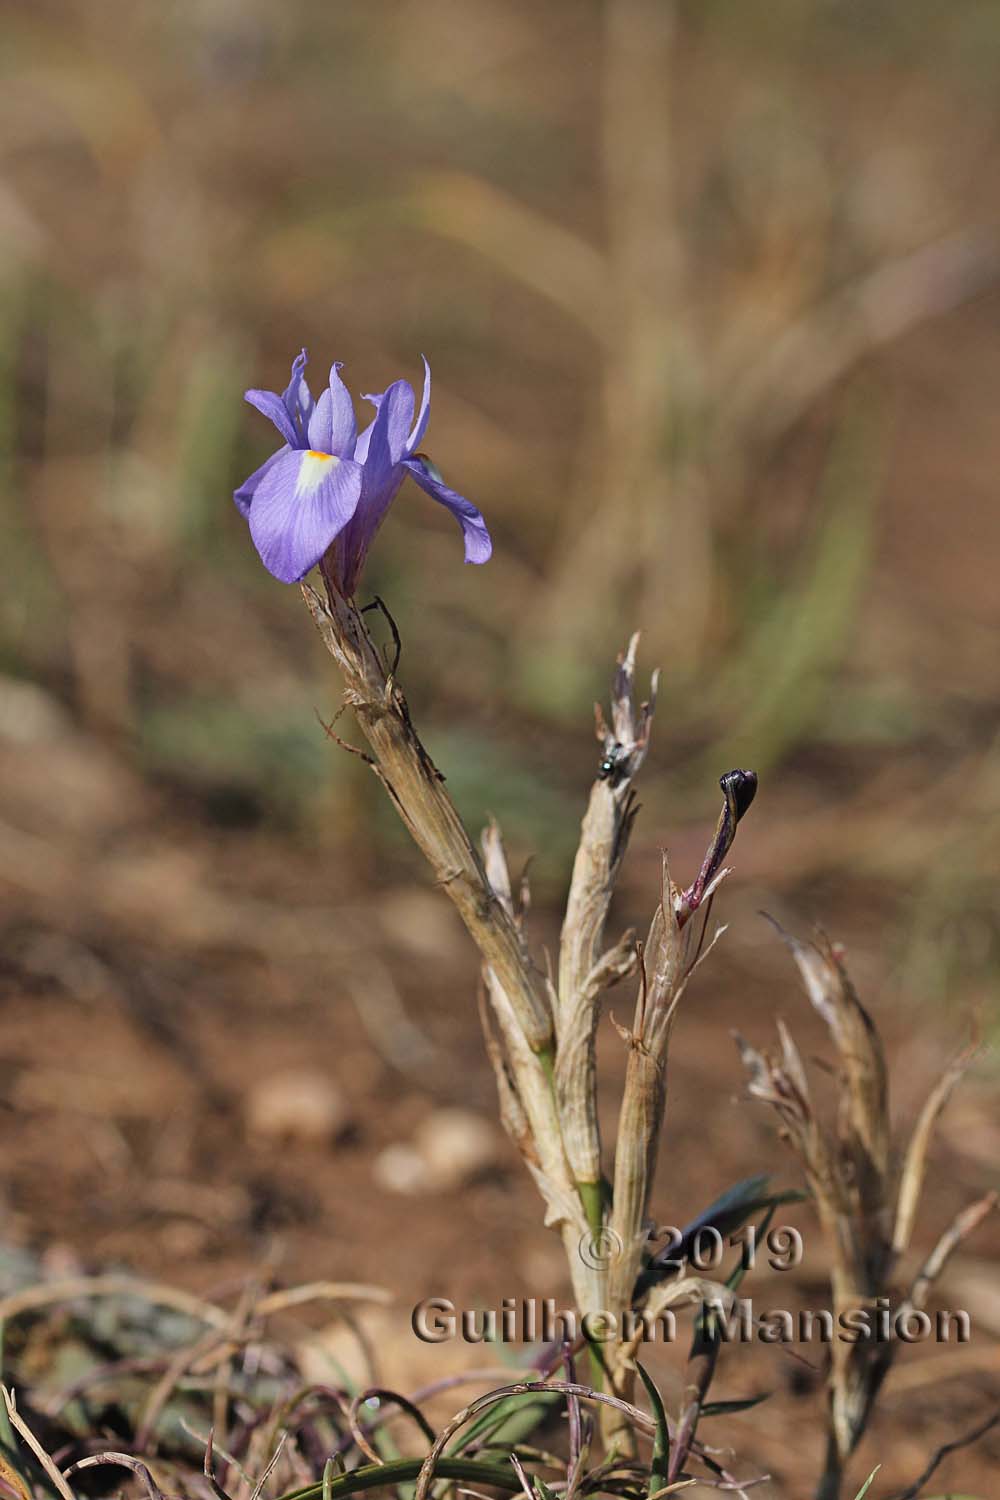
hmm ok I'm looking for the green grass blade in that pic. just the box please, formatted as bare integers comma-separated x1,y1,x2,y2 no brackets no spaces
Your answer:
634,1362,670,1497
700,1393,771,1418
851,1468,880,1500
277,1456,523,1500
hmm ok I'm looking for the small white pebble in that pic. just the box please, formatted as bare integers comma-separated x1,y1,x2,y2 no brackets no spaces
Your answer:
372,1143,430,1195
415,1108,500,1190
246,1069,347,1144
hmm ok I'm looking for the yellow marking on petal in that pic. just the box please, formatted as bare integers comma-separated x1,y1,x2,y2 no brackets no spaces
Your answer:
297,450,341,497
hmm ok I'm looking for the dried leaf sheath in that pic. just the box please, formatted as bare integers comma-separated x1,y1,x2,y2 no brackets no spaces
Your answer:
478,822,604,1314
785,931,891,1280
303,581,553,1057
556,634,657,1204
607,866,685,1316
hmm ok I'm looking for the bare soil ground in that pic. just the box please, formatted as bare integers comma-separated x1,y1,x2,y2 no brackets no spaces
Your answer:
1,757,997,1496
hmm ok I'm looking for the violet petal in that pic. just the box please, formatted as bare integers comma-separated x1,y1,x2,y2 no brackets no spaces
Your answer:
244,388,299,448
234,444,290,518
282,349,314,439
403,456,492,564
248,449,363,583
406,356,431,456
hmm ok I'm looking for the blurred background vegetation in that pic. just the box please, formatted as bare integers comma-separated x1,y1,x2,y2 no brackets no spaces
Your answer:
3,0,999,1000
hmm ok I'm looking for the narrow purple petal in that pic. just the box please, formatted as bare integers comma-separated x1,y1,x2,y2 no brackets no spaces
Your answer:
353,417,376,464
307,388,333,452
234,444,289,518
248,449,363,583
361,384,395,490
245,388,299,448
307,364,358,456
282,349,314,438
406,356,431,456
403,456,492,564
335,388,405,592
363,380,415,464
327,363,358,457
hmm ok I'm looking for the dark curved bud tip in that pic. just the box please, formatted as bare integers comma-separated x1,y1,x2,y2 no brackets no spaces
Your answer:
721,769,757,822
679,769,758,925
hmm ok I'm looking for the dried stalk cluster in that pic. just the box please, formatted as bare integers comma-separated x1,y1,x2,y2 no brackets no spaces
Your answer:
300,575,995,1492
303,578,755,1412
736,931,996,1500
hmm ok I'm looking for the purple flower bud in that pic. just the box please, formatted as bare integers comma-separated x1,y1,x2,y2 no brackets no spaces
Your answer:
680,769,758,921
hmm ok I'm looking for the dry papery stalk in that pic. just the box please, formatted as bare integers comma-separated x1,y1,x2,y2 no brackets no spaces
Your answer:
736,928,996,1500
303,577,757,1451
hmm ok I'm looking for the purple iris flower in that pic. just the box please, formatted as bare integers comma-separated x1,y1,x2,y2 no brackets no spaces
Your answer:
234,351,492,592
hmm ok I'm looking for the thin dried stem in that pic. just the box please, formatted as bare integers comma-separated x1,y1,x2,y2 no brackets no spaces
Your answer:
2,1387,76,1500
304,581,553,1060
64,1454,165,1500
884,1407,1000,1500
904,1189,998,1314
0,1275,231,1330
248,1434,287,1500
893,1043,979,1255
